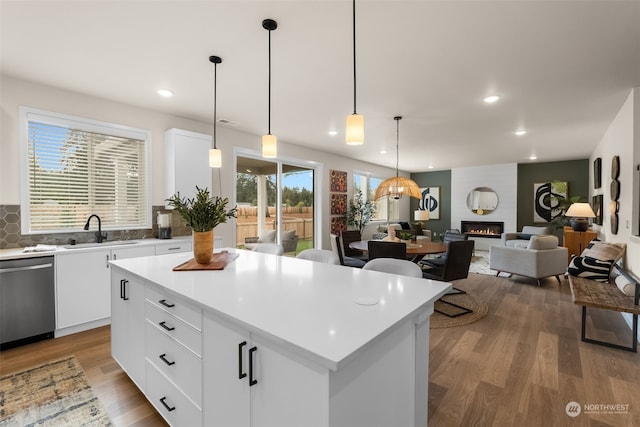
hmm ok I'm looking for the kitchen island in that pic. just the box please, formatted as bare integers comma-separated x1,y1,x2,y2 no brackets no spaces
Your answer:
110,248,451,427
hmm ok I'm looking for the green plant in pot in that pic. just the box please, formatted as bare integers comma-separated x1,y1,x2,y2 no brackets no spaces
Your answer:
166,186,237,264
397,230,414,242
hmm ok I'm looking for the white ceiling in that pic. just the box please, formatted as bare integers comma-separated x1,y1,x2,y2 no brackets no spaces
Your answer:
2,1,639,173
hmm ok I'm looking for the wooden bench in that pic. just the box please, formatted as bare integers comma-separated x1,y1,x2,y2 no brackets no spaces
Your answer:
568,265,639,352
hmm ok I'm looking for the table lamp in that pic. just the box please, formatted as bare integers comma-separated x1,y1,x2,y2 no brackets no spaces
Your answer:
565,202,595,231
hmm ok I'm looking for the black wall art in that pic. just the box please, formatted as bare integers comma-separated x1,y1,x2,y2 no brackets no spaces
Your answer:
610,156,620,234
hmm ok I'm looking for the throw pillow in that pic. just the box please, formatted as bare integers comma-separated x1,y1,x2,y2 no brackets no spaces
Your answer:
516,233,532,240
581,241,626,263
281,229,296,240
527,235,558,250
257,229,276,243
615,275,637,297
567,256,613,282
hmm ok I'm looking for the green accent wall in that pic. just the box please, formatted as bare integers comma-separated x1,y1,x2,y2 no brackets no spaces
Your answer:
409,170,451,241
517,159,589,238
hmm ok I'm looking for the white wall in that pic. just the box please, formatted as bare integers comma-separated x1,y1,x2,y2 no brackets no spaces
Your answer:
451,163,518,250
589,88,640,274
0,75,408,249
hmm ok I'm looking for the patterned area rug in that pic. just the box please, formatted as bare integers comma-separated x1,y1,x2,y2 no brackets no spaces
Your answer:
430,292,489,328
0,356,112,427
469,250,511,278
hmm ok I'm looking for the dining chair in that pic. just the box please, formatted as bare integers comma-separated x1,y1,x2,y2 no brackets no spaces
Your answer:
362,258,423,278
296,249,340,265
252,243,284,255
367,240,407,260
331,233,366,268
422,240,475,317
339,230,366,259
420,229,468,268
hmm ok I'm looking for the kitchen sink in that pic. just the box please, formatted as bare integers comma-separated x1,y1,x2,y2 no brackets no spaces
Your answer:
63,240,139,249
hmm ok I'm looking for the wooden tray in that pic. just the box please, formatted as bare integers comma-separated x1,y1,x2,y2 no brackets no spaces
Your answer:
173,251,239,271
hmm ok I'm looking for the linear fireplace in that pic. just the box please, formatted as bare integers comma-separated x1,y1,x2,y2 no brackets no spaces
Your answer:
461,221,504,238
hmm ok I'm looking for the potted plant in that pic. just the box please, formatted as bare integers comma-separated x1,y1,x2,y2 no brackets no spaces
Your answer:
397,230,414,243
166,186,237,264
346,189,375,233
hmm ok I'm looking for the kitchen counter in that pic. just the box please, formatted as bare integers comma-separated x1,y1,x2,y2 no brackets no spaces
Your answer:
111,248,451,370
0,236,192,261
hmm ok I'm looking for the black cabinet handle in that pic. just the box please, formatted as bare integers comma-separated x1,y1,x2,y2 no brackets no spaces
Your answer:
159,321,175,331
159,396,175,412
120,279,129,300
249,346,258,386
238,341,247,379
158,299,175,308
159,353,175,366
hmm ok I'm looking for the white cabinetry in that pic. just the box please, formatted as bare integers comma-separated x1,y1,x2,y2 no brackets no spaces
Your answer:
144,284,203,426
164,128,211,205
111,270,145,389
203,312,328,427
56,245,154,331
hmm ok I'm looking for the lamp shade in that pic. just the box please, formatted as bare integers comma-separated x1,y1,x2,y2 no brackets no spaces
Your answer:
262,134,277,158
346,114,364,145
375,176,422,200
208,148,222,168
565,202,596,218
414,209,430,221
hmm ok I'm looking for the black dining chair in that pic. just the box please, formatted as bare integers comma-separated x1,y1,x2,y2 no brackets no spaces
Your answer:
339,230,367,260
420,229,468,268
332,234,366,268
367,240,407,260
422,239,475,317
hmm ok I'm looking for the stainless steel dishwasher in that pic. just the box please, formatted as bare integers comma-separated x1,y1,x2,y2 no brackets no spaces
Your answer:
0,255,55,350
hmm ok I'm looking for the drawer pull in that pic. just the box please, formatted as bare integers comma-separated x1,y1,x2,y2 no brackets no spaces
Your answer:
159,396,176,412
238,341,247,379
159,321,175,331
120,279,129,301
167,247,181,251
159,353,176,366
158,299,175,308
249,346,258,386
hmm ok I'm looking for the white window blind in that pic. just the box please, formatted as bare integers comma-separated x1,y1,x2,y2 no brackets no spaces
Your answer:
20,108,151,233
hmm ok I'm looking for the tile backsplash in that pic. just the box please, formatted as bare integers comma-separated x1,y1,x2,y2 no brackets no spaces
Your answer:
0,205,191,249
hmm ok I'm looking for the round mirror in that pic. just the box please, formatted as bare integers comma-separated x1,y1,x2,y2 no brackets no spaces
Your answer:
466,187,498,215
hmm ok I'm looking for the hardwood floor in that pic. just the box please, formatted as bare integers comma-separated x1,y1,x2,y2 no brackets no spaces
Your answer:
1,272,638,426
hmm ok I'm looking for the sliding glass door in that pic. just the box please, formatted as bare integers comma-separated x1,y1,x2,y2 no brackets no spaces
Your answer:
235,154,315,255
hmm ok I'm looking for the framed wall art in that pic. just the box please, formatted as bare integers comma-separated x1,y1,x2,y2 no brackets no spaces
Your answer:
591,194,603,226
330,216,346,235
330,193,347,215
329,169,347,193
419,186,440,220
593,157,602,189
533,181,567,223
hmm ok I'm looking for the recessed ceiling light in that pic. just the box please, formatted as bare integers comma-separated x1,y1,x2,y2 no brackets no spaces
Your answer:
484,95,500,104
328,130,338,136
428,165,434,169
515,129,527,136
380,150,387,154
157,89,174,97
529,155,537,160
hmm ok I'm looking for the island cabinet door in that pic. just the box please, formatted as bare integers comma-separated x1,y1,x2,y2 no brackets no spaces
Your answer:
203,312,329,427
110,269,145,389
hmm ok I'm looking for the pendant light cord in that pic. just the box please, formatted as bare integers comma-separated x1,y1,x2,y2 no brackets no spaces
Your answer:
213,61,218,149
352,0,357,115
268,27,272,135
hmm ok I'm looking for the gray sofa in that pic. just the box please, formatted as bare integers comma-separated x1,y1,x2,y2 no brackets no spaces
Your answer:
489,234,568,286
501,225,551,249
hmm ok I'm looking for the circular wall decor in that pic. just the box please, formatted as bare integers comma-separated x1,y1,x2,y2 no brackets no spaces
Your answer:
610,180,620,200
611,155,620,179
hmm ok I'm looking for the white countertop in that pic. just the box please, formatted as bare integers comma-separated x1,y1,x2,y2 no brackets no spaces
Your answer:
0,236,192,261
110,248,451,371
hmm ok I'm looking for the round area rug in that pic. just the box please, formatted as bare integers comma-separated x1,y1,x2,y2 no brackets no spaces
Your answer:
430,293,489,328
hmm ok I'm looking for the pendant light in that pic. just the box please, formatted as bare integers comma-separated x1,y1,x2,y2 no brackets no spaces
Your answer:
346,0,364,145
375,116,422,200
262,19,278,158
208,55,222,168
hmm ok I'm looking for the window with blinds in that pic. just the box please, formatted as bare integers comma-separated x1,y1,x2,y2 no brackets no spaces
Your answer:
20,107,151,234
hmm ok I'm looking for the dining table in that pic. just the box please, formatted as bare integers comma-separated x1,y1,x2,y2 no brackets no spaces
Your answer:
349,239,447,263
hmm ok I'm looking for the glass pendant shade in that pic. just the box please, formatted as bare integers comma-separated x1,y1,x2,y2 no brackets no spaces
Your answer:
262,134,277,158
346,114,364,145
209,148,222,168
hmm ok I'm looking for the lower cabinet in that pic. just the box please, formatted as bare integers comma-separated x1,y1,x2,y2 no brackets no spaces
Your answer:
202,312,328,427
111,271,145,389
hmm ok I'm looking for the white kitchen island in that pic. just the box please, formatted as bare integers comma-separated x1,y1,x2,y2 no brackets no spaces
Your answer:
110,248,451,427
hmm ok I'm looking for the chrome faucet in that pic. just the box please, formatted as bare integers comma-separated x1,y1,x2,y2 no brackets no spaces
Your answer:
84,214,107,243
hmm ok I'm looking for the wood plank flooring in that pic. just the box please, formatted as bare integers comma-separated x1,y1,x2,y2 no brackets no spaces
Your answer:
1,272,638,426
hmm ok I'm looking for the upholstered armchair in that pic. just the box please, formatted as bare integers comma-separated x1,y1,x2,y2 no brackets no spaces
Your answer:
490,235,568,286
